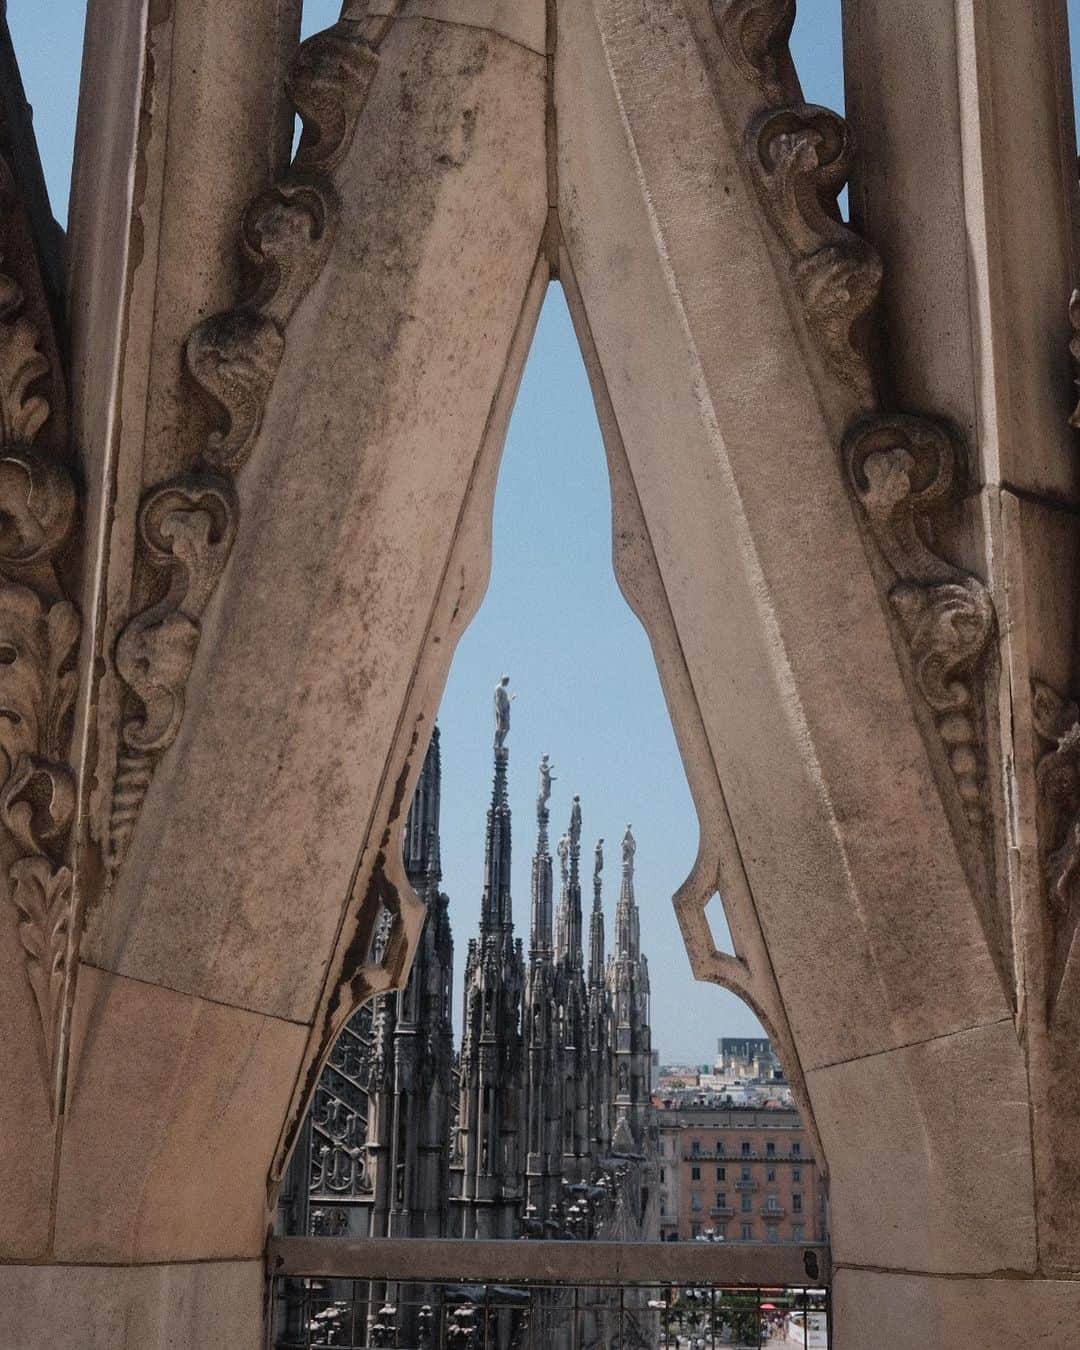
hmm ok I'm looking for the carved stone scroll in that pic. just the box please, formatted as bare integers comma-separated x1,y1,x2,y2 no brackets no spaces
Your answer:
0,189,81,1115
845,415,994,824
712,0,797,107
110,475,237,863
1031,680,1080,1015
109,18,383,867
750,103,882,400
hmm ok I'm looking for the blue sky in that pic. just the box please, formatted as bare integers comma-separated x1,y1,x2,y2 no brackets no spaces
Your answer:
11,2,1077,1062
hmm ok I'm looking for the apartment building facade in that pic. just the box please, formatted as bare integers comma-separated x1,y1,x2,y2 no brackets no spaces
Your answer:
657,1106,824,1244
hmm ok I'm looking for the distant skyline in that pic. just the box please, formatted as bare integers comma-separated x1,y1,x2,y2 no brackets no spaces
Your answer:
11,1,1080,1062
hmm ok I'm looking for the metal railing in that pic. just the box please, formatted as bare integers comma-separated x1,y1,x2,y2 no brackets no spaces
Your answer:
268,1237,830,1349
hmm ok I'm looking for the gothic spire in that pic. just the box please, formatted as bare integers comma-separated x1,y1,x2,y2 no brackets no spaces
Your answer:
404,724,442,889
480,679,513,934
616,823,639,959
530,755,555,954
589,837,605,988
562,795,583,970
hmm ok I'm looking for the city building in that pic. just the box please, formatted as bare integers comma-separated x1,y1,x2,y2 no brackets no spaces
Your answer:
716,1037,784,1083
657,1106,824,1245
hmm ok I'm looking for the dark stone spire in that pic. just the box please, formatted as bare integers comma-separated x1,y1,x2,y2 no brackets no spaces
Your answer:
404,724,441,886
616,823,640,959
564,795,583,971
589,838,605,988
480,685,513,936
530,755,555,954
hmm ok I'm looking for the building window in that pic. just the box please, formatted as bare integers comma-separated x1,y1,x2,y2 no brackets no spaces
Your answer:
792,1141,802,1156
766,1226,779,1243
741,1140,751,1156
658,1140,665,1156
793,1168,801,1182
717,1223,728,1240
716,1141,725,1156
691,1192,702,1211
766,1167,776,1183
791,1224,805,1243
740,1165,751,1181
741,1192,752,1213
691,1139,701,1156
692,1223,702,1238
766,1193,780,1212
792,1193,803,1213
716,1192,726,1209
741,1223,753,1241
716,1166,726,1181
660,1201,667,1216
691,1165,701,1181
766,1141,775,1157
659,1167,666,1183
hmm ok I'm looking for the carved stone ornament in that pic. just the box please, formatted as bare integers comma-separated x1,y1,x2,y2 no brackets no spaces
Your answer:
750,103,882,399
714,2,997,838
712,0,797,106
1031,680,1080,1015
0,169,81,1116
1068,289,1080,429
845,415,994,824
109,18,382,867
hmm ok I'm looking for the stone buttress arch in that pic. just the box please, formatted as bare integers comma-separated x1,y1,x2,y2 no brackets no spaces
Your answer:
0,2,1077,1347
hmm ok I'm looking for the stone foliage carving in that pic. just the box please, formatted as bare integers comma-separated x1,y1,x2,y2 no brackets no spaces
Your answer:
748,104,881,401
845,417,994,824
0,175,81,1115
109,19,381,867
1031,680,1080,1013
714,0,997,835
1068,289,1080,429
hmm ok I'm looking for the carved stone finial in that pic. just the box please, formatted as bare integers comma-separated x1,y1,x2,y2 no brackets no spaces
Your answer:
594,838,604,884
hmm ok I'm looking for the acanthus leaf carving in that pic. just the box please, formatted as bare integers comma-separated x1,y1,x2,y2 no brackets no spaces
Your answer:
845,414,994,826
1031,679,1080,1016
712,0,798,106
1068,289,1080,429
750,104,881,398
10,853,73,1089
110,19,384,868
0,179,81,1117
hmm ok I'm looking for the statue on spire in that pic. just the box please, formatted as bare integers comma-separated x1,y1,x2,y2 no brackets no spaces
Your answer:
557,831,570,888
594,838,604,885
494,675,512,749
622,824,635,871
538,753,555,809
